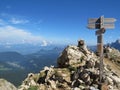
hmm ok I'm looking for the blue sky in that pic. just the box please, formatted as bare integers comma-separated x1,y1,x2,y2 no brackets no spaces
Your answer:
0,0,120,45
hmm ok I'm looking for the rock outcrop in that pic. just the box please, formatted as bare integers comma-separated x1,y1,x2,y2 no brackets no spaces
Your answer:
57,40,93,68
104,46,120,66
18,40,120,90
0,79,17,90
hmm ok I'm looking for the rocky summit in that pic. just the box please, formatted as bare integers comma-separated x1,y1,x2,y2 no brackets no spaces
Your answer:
18,40,120,90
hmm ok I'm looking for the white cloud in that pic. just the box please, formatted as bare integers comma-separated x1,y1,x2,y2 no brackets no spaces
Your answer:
41,40,48,46
10,18,29,24
6,62,24,69
0,25,47,45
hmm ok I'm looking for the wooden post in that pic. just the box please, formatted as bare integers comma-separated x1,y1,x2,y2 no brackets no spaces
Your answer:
99,16,104,82
97,34,104,82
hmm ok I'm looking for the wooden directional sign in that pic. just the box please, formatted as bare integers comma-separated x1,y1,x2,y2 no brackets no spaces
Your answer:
88,16,116,29
87,24,100,29
88,24,115,29
104,18,116,23
88,18,99,24
88,18,116,24
104,24,115,29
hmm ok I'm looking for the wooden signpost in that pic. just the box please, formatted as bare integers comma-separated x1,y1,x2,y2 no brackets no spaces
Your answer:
87,16,116,83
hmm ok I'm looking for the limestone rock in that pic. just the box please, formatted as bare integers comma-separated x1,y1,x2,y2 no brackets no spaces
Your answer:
57,45,85,68
0,79,17,90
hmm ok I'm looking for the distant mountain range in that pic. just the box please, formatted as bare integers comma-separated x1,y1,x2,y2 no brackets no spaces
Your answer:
0,44,66,54
88,39,120,52
0,46,64,86
110,39,120,50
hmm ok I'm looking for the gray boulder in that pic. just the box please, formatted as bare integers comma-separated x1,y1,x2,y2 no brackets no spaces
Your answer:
0,79,17,90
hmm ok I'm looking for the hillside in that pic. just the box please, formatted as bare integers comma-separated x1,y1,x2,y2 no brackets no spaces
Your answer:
0,48,63,86
104,58,120,76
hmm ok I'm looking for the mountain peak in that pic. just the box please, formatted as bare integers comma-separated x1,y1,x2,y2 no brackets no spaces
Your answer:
116,39,120,44
110,39,120,51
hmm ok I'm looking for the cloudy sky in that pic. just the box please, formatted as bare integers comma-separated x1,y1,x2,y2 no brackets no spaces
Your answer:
0,0,120,45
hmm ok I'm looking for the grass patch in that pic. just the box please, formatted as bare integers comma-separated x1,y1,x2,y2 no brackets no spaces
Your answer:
28,86,38,90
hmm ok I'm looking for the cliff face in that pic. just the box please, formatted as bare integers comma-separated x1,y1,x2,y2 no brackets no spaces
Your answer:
0,79,17,90
18,40,120,90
